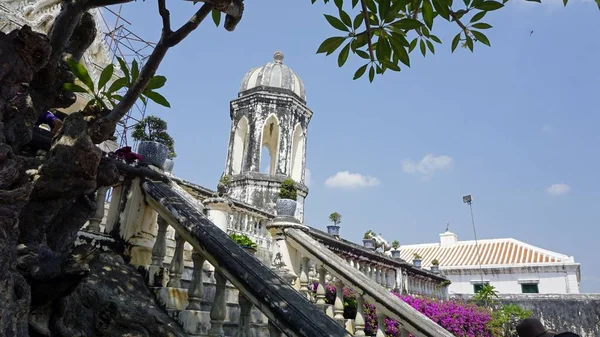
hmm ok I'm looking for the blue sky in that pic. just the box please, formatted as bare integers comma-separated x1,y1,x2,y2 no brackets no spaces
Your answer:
106,0,600,292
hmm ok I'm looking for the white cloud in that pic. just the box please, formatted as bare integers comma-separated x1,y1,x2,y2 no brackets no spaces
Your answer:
305,168,312,186
401,154,454,176
546,183,570,196
325,171,380,189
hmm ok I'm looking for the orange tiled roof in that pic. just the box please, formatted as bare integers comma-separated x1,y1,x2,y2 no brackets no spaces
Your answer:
399,238,574,268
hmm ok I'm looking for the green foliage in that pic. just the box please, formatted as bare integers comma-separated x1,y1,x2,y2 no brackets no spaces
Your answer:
391,240,400,249
219,174,231,185
132,116,176,158
431,258,440,266
488,304,532,336
279,178,298,200
63,56,170,110
311,0,590,81
328,212,342,225
363,229,375,239
229,233,257,249
413,253,422,259
474,283,499,308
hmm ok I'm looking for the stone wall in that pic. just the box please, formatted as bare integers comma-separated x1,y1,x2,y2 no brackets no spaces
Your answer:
497,294,600,337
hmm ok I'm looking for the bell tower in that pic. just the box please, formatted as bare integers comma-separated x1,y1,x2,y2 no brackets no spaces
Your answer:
223,51,312,221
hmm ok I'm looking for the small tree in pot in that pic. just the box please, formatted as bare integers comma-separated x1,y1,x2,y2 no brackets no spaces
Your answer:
363,230,376,249
431,258,440,273
229,233,258,255
327,212,342,236
132,116,176,170
413,253,422,268
391,240,401,259
276,178,298,218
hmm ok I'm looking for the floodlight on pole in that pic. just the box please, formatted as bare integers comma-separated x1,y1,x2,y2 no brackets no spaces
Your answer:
463,194,485,284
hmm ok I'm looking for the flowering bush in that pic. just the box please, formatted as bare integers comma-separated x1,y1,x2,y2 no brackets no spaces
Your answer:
312,283,494,337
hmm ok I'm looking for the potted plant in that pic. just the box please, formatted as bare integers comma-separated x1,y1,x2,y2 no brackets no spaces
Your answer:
132,116,176,170
363,230,375,249
229,233,257,255
276,178,297,217
413,253,422,268
327,212,342,236
431,259,440,273
391,240,401,259
217,174,231,197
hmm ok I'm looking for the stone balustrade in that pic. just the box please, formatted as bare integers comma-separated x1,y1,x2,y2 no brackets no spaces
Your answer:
277,223,455,337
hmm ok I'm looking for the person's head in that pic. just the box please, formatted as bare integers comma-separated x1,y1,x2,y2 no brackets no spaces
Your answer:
516,318,555,337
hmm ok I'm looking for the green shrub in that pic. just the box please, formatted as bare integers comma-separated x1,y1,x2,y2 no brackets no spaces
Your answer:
279,178,297,200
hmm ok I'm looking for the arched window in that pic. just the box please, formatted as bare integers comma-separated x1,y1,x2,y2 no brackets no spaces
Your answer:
290,124,305,181
260,114,280,175
231,117,249,174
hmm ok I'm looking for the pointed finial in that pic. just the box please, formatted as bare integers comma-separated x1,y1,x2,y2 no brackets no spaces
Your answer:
273,51,284,64
446,222,450,232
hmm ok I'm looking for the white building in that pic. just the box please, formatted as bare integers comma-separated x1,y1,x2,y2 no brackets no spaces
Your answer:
399,230,581,295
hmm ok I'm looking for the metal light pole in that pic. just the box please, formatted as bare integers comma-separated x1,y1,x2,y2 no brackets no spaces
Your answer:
463,195,485,284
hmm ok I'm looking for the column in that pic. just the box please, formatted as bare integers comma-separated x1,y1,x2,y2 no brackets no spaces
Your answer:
208,271,227,336
148,216,168,287
299,256,311,300
334,279,345,325
203,197,233,232
87,186,109,232
186,249,205,310
167,232,185,288
354,295,366,336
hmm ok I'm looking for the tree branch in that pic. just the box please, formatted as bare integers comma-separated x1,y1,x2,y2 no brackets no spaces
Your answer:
158,0,172,34
85,0,134,9
359,0,375,61
105,2,214,124
167,3,213,46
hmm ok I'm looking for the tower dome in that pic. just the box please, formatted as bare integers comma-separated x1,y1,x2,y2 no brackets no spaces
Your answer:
239,51,306,101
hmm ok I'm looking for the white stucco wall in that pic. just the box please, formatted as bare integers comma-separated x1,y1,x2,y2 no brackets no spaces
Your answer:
443,264,580,295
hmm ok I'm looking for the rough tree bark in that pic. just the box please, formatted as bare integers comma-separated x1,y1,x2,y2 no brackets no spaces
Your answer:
0,0,244,336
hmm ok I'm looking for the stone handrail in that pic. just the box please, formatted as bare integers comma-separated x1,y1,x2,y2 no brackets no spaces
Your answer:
284,227,455,337
142,179,351,337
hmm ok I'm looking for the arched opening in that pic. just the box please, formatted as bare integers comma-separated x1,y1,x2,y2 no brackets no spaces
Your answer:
231,117,249,174
290,124,305,182
260,114,279,175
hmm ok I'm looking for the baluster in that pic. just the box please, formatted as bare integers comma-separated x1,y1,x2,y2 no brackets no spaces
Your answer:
334,279,345,325
376,313,386,337
186,249,205,310
208,271,227,336
399,328,410,337
375,268,382,285
354,295,366,336
87,186,109,232
299,256,310,300
235,294,252,337
148,216,168,287
315,265,327,310
167,232,185,288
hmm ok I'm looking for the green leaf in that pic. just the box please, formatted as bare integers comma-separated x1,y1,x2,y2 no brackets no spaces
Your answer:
98,64,114,91
471,30,491,46
430,35,441,43
389,36,410,67
432,0,450,20
352,0,359,8
470,11,487,23
368,65,375,82
472,22,492,29
116,57,130,84
595,0,600,9
324,14,349,31
366,0,378,13
382,60,401,71
62,82,88,93
409,37,418,52
466,35,474,51
146,75,167,90
85,98,97,108
111,94,124,102
65,57,94,93
107,77,128,94
143,90,171,108
317,37,347,55
353,64,368,80
339,9,352,27
356,49,370,59
211,8,221,27
353,13,364,30
391,18,424,30
131,59,139,84
474,1,504,11
140,95,148,106
334,0,343,9
426,40,435,54
422,0,434,29
562,0,568,5
419,39,426,56
338,43,351,67
378,0,390,21
451,32,461,52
